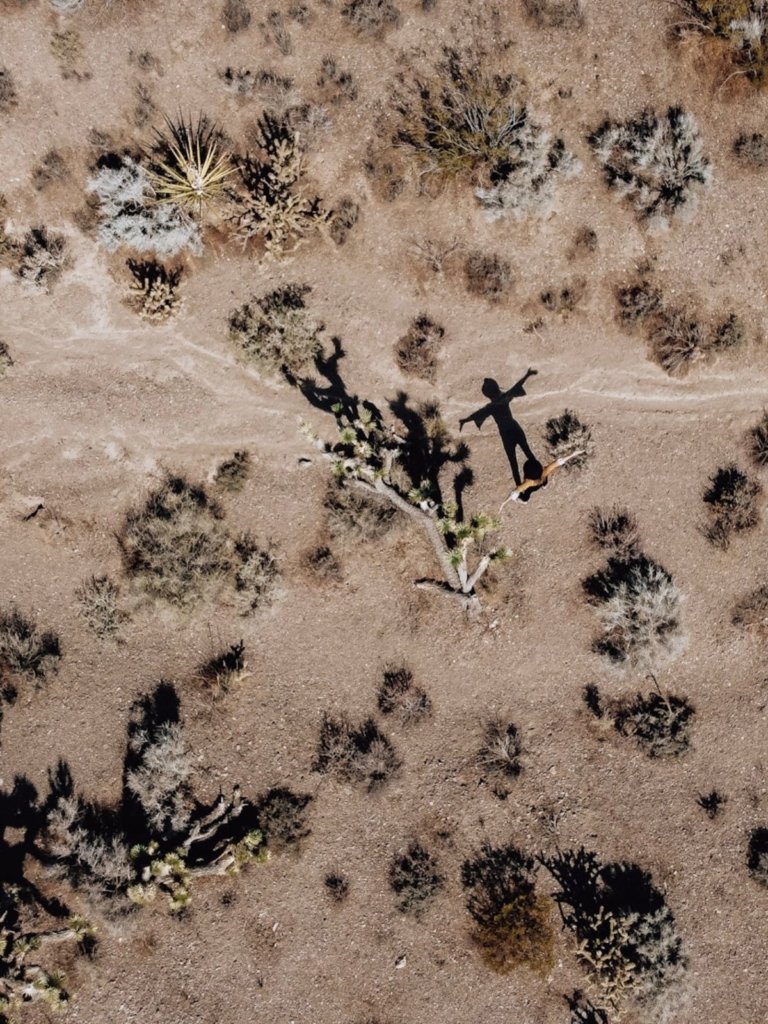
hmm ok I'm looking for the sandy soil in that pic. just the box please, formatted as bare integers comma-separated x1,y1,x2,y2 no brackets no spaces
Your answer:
1,1,768,1022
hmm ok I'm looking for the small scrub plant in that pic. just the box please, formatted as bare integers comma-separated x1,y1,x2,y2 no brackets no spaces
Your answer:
734,130,768,166
232,534,280,615
75,575,129,640
463,250,512,301
394,314,444,382
0,607,61,681
731,582,768,636
589,506,641,561
328,197,359,245
325,480,402,542
540,278,586,316
126,259,183,322
223,0,251,32
541,847,686,1012
710,311,746,351
341,0,401,36
616,279,663,329
0,340,13,375
313,712,400,790
14,227,69,291
147,115,234,213
747,826,768,885
229,283,323,376
376,663,432,725
0,67,18,113
588,107,711,226
214,449,252,491
32,149,68,191
317,56,358,105
219,66,293,102
50,28,89,80
747,410,768,467
565,991,610,1024
478,718,523,780
544,410,594,466
301,542,343,581
324,871,350,901
255,787,312,850
461,842,554,974
697,789,727,819
230,114,326,258
197,640,249,697
648,307,707,376
701,463,762,548
389,840,443,914
612,690,695,758
671,1,768,85
259,8,293,54
523,0,584,28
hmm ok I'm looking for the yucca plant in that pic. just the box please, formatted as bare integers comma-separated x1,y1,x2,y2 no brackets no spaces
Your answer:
147,115,234,212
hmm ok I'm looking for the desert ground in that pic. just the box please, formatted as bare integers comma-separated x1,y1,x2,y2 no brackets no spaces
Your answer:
1,1,768,1022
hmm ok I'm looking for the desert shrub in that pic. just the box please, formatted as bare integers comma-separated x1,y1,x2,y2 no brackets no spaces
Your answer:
582,683,603,718
616,279,663,328
230,114,326,258
389,840,443,914
32,149,68,191
317,56,358,104
50,29,88,80
523,0,584,28
543,409,593,466
260,9,292,54
15,227,69,291
0,340,13,374
117,474,231,605
132,83,156,129
394,314,444,382
219,66,293,101
377,663,432,724
324,871,350,901
126,259,182,322
710,311,746,350
313,713,400,790
540,278,586,315
87,157,202,257
542,848,685,1010
324,480,402,542
747,827,768,884
125,719,194,838
229,282,323,375
214,450,252,491
731,582,768,635
463,251,512,301
565,991,610,1024
76,575,128,640
301,543,343,581
0,607,61,680
197,640,248,697
589,506,641,560
255,787,312,849
702,463,762,548
588,107,710,225
461,842,554,974
328,197,359,245
223,0,251,31
0,67,17,113
394,48,576,215
734,130,768,166
648,306,707,376
673,1,768,84
613,691,694,758
583,555,683,669
341,0,400,36
697,789,726,819
363,149,405,201
478,719,522,779
747,410,768,467
572,226,598,255
232,534,280,615
148,115,233,213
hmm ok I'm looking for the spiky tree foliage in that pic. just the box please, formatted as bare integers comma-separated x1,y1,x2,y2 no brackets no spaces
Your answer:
230,114,326,258
588,107,711,226
541,848,686,1012
147,115,234,213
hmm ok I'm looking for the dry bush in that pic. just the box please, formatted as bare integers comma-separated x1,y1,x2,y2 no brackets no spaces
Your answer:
0,340,13,375
588,107,710,225
313,713,400,790
710,311,746,350
747,827,768,885
219,66,293,102
341,0,401,36
255,787,312,849
734,131,768,166
523,0,584,28
117,474,231,605
544,409,593,466
50,29,89,80
571,226,598,255
542,848,685,1011
32,149,68,191
583,555,684,670
324,480,402,542
363,148,406,201
616,279,663,329
389,840,443,914
648,306,707,376
301,543,343,582
462,842,554,974
324,871,349,901
613,691,695,758
223,0,251,32
197,640,248,697
229,283,323,375
214,450,252,492
328,197,359,245
232,534,280,615
15,227,69,291
589,506,641,560
126,260,182,322
132,83,155,129
125,720,194,837
696,789,726,819
260,9,292,54
394,314,444,382
702,463,762,548
230,114,326,258
0,67,17,113
672,1,768,84
731,583,768,635
76,575,128,640
377,663,432,725
566,992,610,1024
747,410,768,467
540,277,586,315
463,251,512,301
0,607,61,681
317,56,358,104
478,719,522,779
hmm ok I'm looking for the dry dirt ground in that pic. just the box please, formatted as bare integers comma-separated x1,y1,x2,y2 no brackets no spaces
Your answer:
1,1,768,1023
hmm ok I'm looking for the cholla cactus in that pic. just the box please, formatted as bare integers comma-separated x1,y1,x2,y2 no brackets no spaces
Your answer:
126,259,182,322
230,114,327,258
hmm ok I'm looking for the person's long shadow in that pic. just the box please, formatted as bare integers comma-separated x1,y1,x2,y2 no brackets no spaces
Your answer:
459,368,541,487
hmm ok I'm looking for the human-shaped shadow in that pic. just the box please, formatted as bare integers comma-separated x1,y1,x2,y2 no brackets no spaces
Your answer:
459,368,541,489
